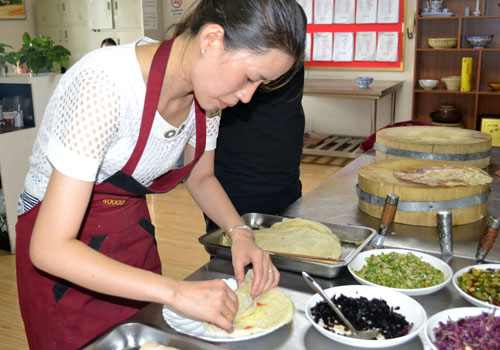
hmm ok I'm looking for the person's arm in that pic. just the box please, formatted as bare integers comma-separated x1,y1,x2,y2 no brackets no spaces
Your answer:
183,146,279,297
29,169,238,331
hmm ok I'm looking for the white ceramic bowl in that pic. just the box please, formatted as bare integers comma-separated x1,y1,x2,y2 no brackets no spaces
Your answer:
347,249,452,296
424,307,494,350
452,263,500,310
305,285,426,348
418,79,439,90
466,34,494,48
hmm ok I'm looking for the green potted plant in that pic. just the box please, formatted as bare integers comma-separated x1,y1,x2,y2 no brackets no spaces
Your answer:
0,43,18,75
17,32,71,75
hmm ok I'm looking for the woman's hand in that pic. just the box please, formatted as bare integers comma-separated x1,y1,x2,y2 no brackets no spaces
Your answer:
230,229,280,298
169,279,238,332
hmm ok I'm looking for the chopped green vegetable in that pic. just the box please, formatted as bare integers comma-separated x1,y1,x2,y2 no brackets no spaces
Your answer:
355,252,445,289
457,268,500,306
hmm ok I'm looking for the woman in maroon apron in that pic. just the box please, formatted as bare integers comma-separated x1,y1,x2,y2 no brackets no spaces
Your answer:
16,1,307,349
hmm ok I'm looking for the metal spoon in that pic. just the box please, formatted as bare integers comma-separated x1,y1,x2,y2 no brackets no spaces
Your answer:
302,272,381,340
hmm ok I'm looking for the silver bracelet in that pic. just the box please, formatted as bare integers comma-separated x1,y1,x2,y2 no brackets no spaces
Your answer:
225,224,254,240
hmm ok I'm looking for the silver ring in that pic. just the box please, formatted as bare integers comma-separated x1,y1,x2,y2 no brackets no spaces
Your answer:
268,269,274,273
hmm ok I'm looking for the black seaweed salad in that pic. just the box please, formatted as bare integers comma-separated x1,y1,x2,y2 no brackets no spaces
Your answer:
310,294,413,339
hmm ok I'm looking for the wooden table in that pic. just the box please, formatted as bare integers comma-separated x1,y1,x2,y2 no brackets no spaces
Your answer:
302,79,403,158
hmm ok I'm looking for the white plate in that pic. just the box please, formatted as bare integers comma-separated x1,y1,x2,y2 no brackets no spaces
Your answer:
305,285,426,348
162,279,289,342
347,249,452,296
424,307,494,350
452,263,500,310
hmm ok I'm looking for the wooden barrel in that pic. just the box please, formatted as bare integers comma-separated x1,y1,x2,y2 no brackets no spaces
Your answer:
375,126,492,168
357,159,491,226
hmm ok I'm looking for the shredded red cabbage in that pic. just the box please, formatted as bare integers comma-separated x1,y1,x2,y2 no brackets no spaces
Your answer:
432,311,500,350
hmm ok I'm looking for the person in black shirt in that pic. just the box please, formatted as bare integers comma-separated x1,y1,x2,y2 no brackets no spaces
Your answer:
205,66,305,232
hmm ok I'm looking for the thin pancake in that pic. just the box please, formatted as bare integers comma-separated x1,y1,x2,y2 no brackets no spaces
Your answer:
394,165,492,187
204,270,295,337
140,341,180,350
254,218,342,260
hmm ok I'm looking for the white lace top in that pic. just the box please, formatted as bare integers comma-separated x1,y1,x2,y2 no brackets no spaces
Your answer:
19,38,220,214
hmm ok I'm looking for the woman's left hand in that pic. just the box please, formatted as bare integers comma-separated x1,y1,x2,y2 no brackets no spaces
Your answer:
229,229,280,298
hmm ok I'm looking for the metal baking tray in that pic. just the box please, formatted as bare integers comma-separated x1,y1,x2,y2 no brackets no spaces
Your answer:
198,213,377,278
81,322,222,350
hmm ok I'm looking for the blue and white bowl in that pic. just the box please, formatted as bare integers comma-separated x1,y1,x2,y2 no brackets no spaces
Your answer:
355,77,374,89
466,35,494,48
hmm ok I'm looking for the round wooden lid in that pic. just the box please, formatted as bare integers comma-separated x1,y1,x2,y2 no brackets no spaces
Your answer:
376,126,491,154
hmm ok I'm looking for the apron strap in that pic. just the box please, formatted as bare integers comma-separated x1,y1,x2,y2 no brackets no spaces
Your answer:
121,39,173,175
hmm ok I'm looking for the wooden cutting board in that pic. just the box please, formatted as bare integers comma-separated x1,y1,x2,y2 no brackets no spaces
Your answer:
375,126,492,169
357,159,491,226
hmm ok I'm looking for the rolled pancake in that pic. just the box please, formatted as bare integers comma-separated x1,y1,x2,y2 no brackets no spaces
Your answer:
140,340,180,350
204,270,295,337
254,218,342,260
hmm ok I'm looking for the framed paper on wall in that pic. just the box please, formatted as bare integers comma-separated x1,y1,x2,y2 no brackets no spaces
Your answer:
299,0,407,71
0,0,25,20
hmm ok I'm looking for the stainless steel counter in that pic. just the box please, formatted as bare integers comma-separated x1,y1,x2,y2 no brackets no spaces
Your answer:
283,147,500,263
128,147,500,350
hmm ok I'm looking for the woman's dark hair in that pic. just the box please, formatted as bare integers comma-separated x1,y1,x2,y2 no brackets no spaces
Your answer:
174,0,307,68
101,38,117,47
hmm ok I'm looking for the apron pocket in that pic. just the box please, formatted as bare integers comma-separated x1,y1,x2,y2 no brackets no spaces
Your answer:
138,218,156,245
52,234,109,303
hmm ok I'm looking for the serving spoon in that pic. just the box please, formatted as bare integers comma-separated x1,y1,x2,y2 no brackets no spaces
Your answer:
302,272,382,340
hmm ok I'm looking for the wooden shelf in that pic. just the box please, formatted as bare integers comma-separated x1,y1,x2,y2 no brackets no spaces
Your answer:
412,0,500,130
414,89,477,94
418,15,500,19
479,91,500,95
417,48,500,52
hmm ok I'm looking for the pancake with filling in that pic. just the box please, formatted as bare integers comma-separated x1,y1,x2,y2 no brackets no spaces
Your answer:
254,218,342,260
140,341,180,350
204,270,294,337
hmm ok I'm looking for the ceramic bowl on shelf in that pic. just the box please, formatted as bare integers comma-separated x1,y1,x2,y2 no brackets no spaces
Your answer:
429,105,463,123
441,76,461,91
427,38,457,49
466,35,494,48
355,77,373,89
488,82,500,91
418,79,439,90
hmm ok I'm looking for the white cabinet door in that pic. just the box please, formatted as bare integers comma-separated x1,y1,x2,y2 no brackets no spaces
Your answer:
38,26,64,45
36,0,61,28
113,0,142,29
62,26,90,65
60,0,88,26
115,29,143,45
87,0,113,30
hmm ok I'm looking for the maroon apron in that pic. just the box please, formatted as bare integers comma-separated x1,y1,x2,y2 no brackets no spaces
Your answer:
16,39,207,350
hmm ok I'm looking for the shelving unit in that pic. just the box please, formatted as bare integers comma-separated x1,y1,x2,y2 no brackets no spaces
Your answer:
0,74,61,254
412,0,500,130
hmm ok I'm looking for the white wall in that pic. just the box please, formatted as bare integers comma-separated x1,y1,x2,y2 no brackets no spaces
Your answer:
0,0,37,51
162,0,417,138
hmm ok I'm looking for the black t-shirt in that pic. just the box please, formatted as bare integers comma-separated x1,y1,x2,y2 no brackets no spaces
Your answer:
214,67,305,197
